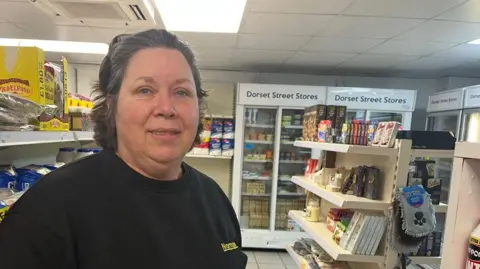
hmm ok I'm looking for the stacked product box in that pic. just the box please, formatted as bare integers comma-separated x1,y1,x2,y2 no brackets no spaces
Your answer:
68,93,94,131
411,231,443,257
191,118,235,156
302,105,346,143
0,46,70,131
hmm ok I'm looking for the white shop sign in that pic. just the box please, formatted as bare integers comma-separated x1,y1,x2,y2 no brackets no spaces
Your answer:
326,87,416,112
464,86,480,108
237,83,327,107
427,89,463,112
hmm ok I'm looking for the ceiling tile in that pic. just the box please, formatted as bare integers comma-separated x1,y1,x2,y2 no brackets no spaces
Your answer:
0,22,31,39
0,1,51,23
248,0,353,14
241,13,335,35
320,16,423,39
286,51,356,66
232,49,295,64
339,54,418,68
302,37,385,53
397,20,480,43
174,32,238,48
193,48,233,64
344,0,464,19
367,40,457,56
396,56,474,70
437,0,480,23
432,44,480,59
238,34,310,50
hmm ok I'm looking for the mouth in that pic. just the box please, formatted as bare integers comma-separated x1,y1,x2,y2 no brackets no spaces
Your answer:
148,128,181,136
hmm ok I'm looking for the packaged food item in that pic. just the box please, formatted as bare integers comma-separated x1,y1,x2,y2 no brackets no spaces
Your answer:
333,221,348,244
466,223,480,269
353,166,366,197
305,198,320,222
209,138,222,156
200,118,212,139
380,121,400,148
333,106,346,143
56,147,77,163
221,139,234,157
372,122,386,146
222,119,234,139
303,105,326,141
318,120,332,142
367,121,377,145
0,165,16,190
68,93,93,131
0,200,8,223
74,148,95,160
15,165,51,191
38,59,69,131
210,120,223,139
425,178,442,205
364,167,381,200
339,122,350,144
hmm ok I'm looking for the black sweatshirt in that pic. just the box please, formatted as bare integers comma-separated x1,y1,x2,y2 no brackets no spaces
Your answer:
0,150,247,269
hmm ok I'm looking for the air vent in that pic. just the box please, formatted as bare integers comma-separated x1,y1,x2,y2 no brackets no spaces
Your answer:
129,4,146,21
54,1,128,20
31,0,158,27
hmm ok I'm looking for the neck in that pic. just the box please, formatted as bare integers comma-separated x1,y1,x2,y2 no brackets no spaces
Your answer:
116,147,182,181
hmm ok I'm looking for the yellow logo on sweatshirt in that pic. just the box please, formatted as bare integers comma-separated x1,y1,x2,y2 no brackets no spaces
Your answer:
221,242,238,252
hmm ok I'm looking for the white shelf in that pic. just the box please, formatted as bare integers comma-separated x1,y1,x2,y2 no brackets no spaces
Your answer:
409,256,441,265
185,154,232,159
291,176,390,211
0,131,96,147
279,160,305,164
242,193,271,197
294,141,398,157
244,159,272,163
411,149,454,159
206,114,234,119
243,176,271,180
434,203,448,213
288,210,384,264
454,142,480,159
286,245,306,268
283,125,303,129
245,140,272,144
245,124,275,128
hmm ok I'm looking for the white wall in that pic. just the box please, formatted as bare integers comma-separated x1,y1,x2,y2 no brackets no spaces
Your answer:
71,63,480,130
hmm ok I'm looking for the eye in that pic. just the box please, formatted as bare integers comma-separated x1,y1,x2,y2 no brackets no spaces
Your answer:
175,88,190,97
137,87,153,95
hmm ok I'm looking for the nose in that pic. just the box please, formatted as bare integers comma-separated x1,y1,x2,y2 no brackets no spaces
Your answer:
151,91,176,118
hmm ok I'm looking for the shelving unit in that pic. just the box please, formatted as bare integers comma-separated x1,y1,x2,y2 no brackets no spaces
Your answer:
287,140,453,269
441,142,480,269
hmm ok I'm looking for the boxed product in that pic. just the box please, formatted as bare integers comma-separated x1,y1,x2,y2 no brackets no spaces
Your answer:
221,139,234,156
209,138,222,156
41,59,69,131
68,93,93,131
210,120,223,139
303,104,326,141
222,119,234,139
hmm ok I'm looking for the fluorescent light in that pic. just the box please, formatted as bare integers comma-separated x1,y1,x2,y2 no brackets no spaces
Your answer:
0,38,109,54
154,0,247,33
468,39,480,45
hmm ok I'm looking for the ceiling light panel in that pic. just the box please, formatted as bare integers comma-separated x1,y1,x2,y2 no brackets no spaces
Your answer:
0,38,109,54
154,0,247,33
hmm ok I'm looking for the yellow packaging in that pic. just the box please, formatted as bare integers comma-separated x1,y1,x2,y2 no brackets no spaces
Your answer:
39,58,69,131
0,46,45,105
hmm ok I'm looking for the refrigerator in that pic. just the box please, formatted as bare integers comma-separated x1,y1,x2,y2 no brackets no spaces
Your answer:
232,83,327,249
425,88,464,205
461,85,480,143
326,87,417,130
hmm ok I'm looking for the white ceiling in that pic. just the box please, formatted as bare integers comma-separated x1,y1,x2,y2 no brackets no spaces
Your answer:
2,0,480,78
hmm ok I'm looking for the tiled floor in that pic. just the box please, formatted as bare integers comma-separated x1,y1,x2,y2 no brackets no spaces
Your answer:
244,250,297,269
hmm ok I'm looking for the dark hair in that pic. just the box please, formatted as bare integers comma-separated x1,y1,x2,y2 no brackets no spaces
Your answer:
91,29,207,151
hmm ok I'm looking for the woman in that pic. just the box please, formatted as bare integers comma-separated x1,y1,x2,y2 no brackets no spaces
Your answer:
0,29,247,269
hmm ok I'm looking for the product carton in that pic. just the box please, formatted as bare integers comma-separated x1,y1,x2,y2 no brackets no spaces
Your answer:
40,58,69,131
0,46,46,106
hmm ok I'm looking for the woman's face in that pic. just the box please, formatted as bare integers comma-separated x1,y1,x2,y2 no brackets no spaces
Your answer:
115,48,199,164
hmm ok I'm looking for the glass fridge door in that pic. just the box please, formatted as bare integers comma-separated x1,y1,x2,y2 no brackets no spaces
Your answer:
240,107,276,230
275,108,307,231
463,110,480,143
368,111,403,123
347,109,366,121
426,112,459,204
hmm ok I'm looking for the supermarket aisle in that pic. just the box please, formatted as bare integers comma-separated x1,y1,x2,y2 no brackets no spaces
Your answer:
244,250,296,269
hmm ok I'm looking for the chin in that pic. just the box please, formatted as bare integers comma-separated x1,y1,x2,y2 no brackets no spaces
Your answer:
149,147,185,163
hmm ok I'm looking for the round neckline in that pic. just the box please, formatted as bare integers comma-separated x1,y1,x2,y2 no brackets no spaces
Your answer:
100,150,192,193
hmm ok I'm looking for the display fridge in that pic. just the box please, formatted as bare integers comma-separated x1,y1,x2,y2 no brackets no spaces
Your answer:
425,88,464,204
232,83,327,249
461,85,480,143
326,87,417,129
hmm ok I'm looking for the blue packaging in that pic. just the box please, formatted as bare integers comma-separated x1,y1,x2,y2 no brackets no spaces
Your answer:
209,138,222,156
0,165,16,190
221,139,234,157
223,120,235,139
15,165,51,192
210,120,224,139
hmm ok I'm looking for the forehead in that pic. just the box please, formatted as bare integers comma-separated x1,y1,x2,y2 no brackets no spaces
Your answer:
124,48,194,83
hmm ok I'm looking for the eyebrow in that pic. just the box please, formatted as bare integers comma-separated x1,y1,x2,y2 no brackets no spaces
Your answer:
134,77,193,86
